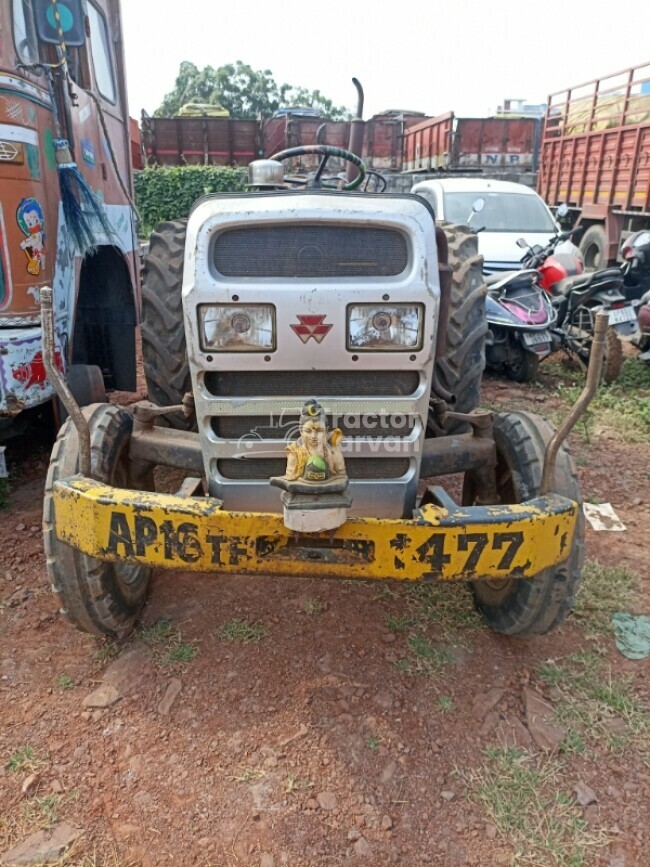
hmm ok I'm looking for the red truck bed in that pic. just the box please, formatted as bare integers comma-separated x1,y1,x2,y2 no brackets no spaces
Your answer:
538,63,650,217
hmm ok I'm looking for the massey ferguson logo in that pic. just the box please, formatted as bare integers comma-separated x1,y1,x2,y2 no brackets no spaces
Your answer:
290,314,333,344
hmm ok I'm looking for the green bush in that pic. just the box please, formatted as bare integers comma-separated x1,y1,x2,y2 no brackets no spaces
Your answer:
134,165,247,238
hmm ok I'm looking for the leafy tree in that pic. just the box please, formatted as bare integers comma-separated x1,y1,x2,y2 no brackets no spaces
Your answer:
154,60,351,120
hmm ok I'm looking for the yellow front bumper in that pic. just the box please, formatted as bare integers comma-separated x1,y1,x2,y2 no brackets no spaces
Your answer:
51,477,578,582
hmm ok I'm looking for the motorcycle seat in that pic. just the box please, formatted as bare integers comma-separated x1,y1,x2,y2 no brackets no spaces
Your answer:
485,270,538,292
553,268,623,297
484,271,518,286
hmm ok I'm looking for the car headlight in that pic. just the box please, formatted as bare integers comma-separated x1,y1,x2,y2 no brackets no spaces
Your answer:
199,304,275,352
347,304,424,351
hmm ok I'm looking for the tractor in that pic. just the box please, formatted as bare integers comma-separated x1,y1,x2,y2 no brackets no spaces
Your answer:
42,136,604,641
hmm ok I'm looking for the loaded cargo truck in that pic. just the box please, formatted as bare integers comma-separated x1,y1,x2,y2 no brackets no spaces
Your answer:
538,62,650,269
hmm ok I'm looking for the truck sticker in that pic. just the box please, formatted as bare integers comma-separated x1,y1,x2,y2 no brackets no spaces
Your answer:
26,144,40,178
16,197,46,276
81,138,95,167
11,348,63,389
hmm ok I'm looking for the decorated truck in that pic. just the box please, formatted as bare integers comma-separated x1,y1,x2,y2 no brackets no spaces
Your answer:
0,0,139,431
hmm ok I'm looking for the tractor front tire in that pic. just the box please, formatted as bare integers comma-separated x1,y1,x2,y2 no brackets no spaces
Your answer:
43,404,152,638
141,220,192,428
435,223,488,433
463,411,584,636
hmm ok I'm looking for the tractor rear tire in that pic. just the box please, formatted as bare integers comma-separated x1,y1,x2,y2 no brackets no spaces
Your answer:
463,411,584,636
435,223,488,434
43,404,153,638
141,220,192,429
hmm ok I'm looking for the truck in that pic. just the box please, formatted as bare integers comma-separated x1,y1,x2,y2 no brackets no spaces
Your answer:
538,62,650,269
402,112,541,174
0,0,139,432
42,137,599,642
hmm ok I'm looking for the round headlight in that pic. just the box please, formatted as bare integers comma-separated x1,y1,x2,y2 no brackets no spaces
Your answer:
372,311,392,332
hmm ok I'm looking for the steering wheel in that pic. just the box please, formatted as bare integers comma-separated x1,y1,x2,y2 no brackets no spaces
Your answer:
360,170,387,193
270,145,366,191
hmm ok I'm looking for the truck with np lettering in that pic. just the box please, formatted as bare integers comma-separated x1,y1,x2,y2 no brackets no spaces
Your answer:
42,135,601,641
0,0,139,435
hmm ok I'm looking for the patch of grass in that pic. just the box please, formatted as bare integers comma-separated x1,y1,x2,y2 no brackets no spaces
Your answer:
5,746,41,774
436,695,454,713
138,620,174,646
404,582,484,635
22,794,60,828
55,674,75,690
365,737,380,751
285,773,311,794
92,641,119,664
163,641,198,667
384,613,412,633
616,357,650,390
303,597,324,615
460,747,610,866
217,618,267,644
557,380,650,444
227,767,265,783
396,634,450,677
537,652,650,753
573,560,640,636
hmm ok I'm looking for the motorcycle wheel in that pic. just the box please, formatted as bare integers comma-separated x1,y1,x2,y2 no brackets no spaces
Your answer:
504,344,539,383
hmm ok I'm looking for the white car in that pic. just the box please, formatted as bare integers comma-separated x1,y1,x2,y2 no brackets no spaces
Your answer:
410,178,575,274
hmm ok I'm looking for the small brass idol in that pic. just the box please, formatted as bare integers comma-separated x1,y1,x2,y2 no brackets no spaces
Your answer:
270,399,351,531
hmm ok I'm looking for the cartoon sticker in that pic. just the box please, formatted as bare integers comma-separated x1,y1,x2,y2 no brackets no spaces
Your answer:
16,197,46,276
81,138,95,167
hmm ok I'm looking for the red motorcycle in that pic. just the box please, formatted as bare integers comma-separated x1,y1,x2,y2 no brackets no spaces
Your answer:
518,228,638,382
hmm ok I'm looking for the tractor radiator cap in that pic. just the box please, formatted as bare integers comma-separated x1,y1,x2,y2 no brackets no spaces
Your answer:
248,159,285,187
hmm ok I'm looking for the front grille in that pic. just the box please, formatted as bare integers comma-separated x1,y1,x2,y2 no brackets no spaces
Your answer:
212,414,417,439
204,370,420,398
216,458,410,480
213,225,408,278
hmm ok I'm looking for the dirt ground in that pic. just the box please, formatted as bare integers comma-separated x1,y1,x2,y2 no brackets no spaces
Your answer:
1,361,648,867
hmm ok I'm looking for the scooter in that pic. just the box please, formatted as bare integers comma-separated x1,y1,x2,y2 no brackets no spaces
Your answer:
467,197,556,382
484,269,556,382
518,229,638,383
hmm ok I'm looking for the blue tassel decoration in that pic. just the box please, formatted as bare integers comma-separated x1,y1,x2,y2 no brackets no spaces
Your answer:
54,139,114,256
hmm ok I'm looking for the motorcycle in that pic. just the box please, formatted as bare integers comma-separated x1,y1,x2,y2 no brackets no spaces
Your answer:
465,196,556,382
621,229,650,360
484,268,556,382
518,228,638,383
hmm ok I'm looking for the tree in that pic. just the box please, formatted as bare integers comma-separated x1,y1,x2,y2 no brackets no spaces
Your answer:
154,61,351,120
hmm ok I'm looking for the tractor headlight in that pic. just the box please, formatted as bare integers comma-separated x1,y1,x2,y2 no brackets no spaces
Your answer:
347,304,424,351
199,304,275,352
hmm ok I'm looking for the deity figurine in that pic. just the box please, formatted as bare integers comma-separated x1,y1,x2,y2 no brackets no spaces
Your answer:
270,399,348,494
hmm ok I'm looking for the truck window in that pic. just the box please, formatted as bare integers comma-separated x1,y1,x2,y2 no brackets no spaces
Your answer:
12,0,39,64
86,2,116,102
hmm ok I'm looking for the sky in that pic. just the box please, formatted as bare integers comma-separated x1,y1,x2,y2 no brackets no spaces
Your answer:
122,0,650,120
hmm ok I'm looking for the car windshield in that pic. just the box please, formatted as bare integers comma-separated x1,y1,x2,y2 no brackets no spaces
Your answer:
443,191,556,233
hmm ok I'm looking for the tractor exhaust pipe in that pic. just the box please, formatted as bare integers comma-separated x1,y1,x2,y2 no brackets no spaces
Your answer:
346,77,365,182
540,311,608,495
